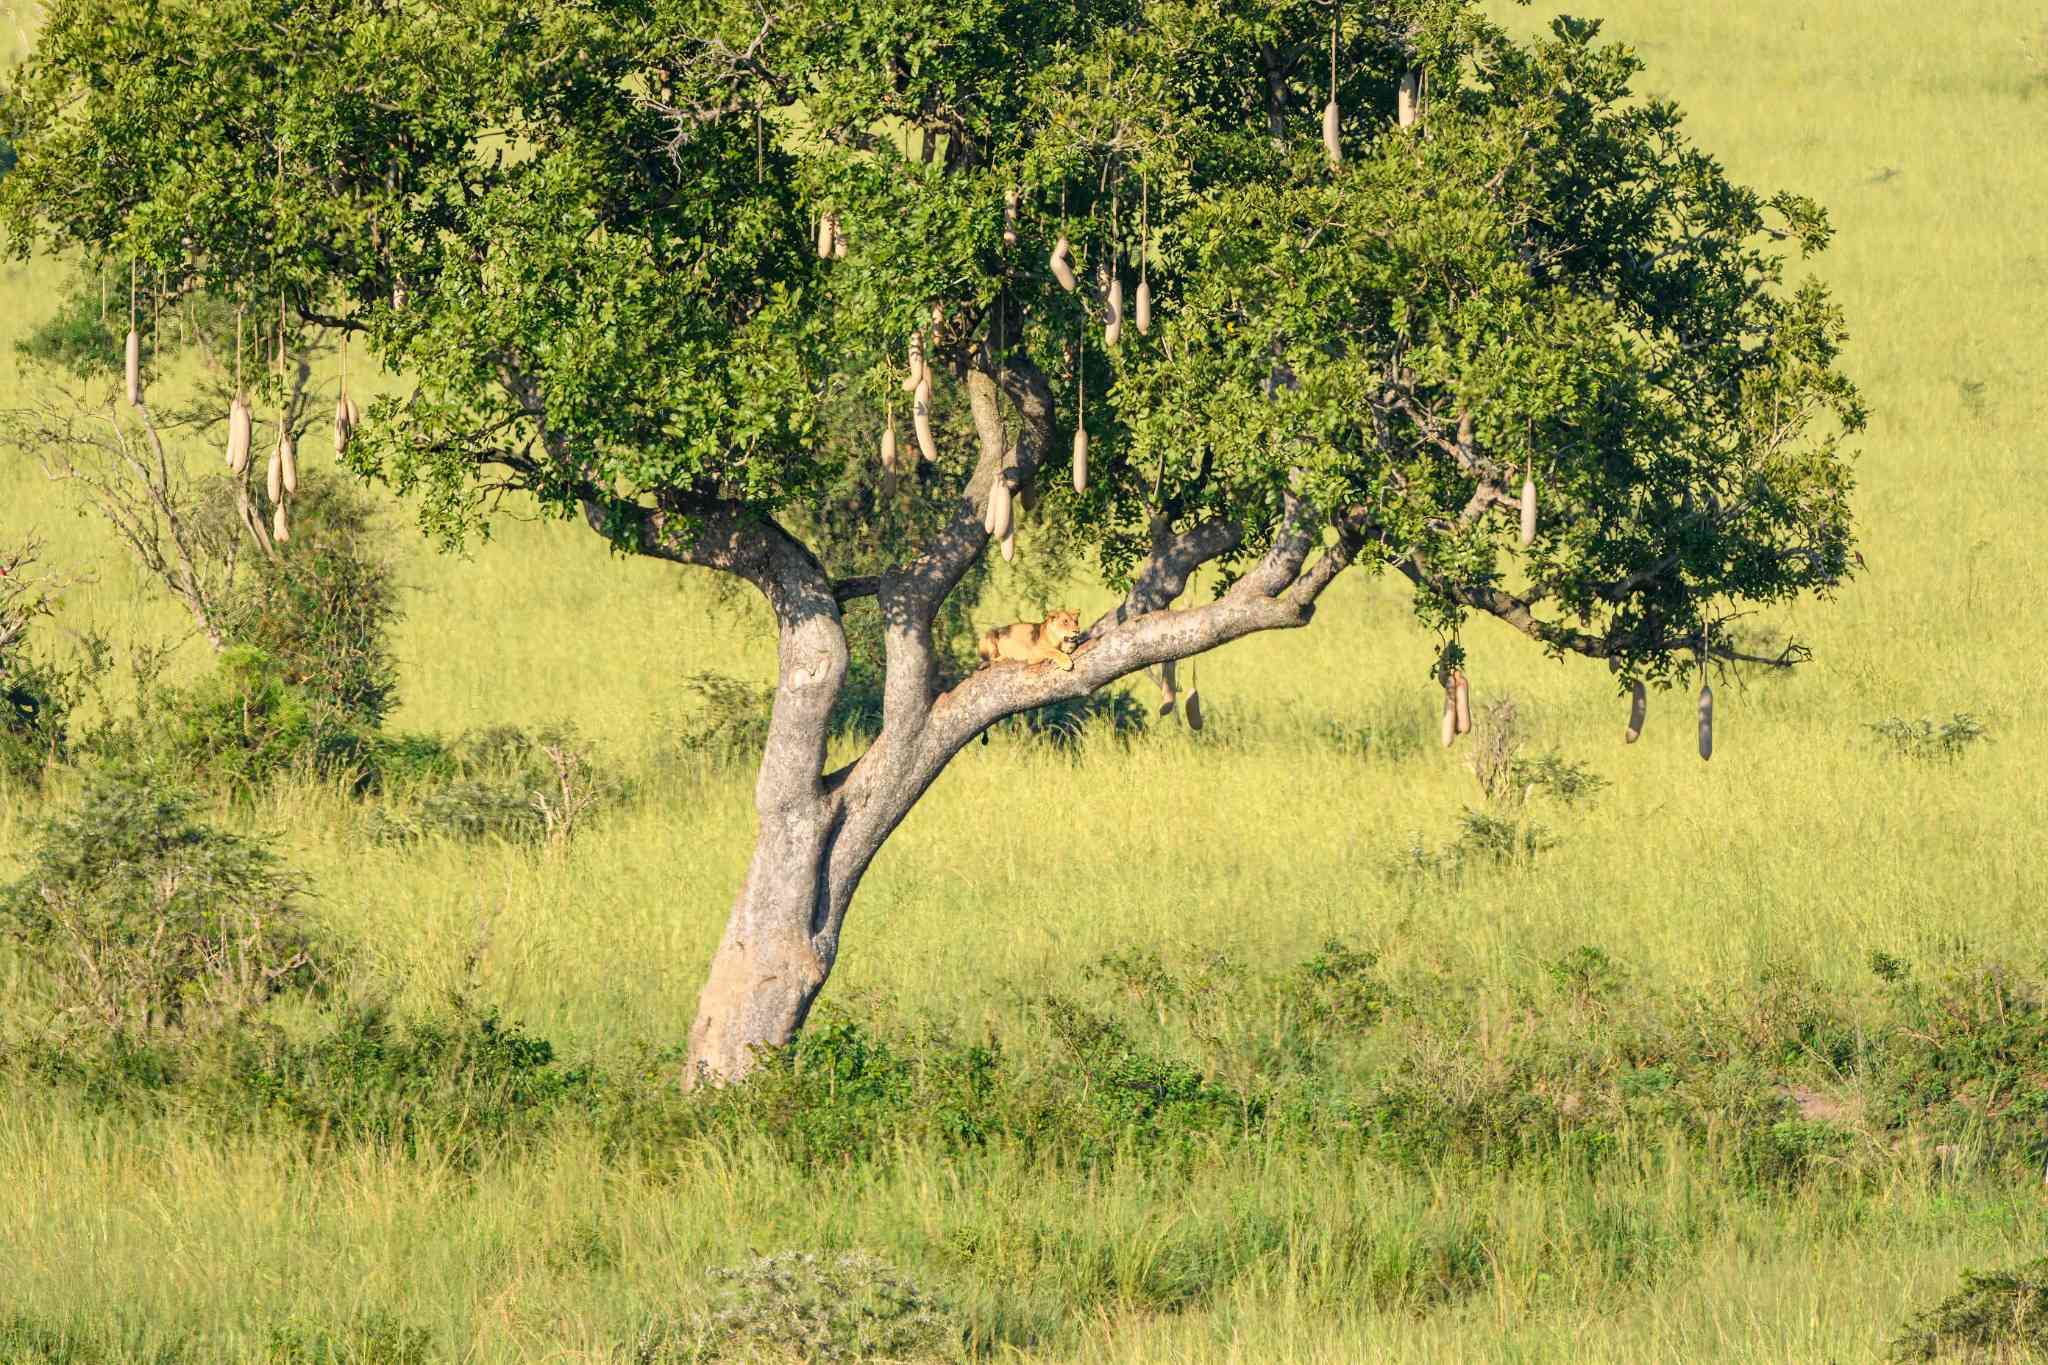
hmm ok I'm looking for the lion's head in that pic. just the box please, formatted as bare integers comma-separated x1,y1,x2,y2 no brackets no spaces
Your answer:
1044,609,1081,644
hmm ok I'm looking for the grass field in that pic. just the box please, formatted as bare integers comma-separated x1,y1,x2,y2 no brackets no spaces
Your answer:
4,1,2048,1361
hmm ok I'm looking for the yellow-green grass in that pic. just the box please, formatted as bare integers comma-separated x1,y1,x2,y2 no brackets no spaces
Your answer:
3,0,2047,1359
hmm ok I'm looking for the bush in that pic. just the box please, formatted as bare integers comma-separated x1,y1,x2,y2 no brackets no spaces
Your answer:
670,672,776,767
0,773,321,1041
635,1251,962,1363
142,646,373,793
1869,713,1990,762
993,688,1150,750
364,724,625,848
212,473,402,727
1890,1256,2048,1362
263,1312,434,1365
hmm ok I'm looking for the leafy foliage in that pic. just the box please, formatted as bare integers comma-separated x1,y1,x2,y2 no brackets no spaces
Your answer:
1889,1256,2048,1363
212,473,402,727
1869,713,1990,763
0,0,1860,687
636,1252,962,1364
0,773,321,1041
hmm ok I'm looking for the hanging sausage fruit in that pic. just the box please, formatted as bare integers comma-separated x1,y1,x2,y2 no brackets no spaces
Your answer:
1134,175,1153,336
1050,235,1077,292
1071,344,1088,494
225,311,251,474
124,263,142,407
1322,17,1343,169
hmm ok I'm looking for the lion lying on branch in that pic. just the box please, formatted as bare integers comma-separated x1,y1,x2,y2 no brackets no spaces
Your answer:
975,609,1082,672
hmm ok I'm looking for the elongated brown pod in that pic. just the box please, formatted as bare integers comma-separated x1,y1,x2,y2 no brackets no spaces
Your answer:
1003,187,1019,247
1440,689,1457,748
1625,680,1647,744
1453,669,1471,735
272,500,289,544
903,333,925,393
227,397,252,473
1185,689,1204,732
1105,276,1123,348
815,212,836,260
992,479,1013,541
334,399,351,457
125,328,142,406
1071,425,1088,494
1134,278,1152,336
1398,69,1422,129
832,219,848,259
1050,236,1077,292
345,397,361,429
279,428,298,496
266,442,283,504
880,409,898,471
1520,472,1538,546
1322,99,1343,168
983,476,1001,534
1000,530,1015,563
912,376,937,463
1697,685,1714,761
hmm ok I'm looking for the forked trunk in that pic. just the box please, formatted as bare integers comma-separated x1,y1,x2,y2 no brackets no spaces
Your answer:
685,807,840,1081
682,766,922,1084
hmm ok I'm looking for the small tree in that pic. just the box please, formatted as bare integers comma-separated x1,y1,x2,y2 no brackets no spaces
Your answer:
0,773,319,1039
6,273,403,728
0,1,1862,1081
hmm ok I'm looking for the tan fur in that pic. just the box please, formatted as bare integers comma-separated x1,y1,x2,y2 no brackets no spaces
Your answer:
976,609,1081,672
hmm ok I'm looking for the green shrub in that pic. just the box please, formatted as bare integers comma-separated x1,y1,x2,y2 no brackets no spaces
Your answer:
198,1003,595,1164
1869,713,1991,762
0,1312,187,1365
1890,1256,2048,1362
670,672,776,767
142,646,372,792
214,474,401,727
364,724,625,848
0,773,321,1042
635,1251,963,1363
263,1312,434,1365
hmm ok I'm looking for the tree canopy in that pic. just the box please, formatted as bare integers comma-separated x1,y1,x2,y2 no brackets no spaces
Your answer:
2,0,1859,684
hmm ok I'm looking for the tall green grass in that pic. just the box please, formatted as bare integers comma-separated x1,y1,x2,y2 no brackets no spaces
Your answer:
4,0,2048,1359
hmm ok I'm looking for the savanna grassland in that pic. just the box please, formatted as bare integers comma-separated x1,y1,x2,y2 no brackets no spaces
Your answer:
3,0,2047,1361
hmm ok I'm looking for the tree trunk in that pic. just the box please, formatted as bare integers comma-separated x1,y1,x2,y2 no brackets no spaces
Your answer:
684,802,841,1082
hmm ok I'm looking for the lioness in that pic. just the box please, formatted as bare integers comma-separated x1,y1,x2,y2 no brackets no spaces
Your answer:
976,609,1082,672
